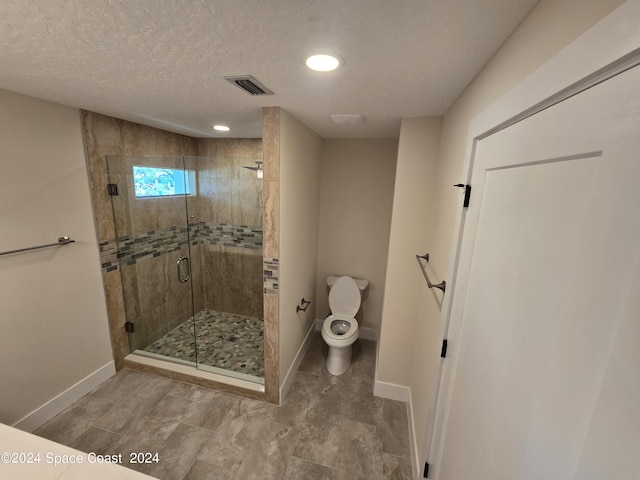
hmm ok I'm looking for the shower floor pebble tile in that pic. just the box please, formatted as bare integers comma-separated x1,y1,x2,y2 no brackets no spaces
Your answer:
144,309,264,377
33,334,413,480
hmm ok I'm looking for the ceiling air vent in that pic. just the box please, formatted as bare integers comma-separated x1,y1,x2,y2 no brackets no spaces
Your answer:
224,75,274,96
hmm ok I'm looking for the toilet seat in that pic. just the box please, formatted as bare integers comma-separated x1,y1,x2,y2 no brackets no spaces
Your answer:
328,276,361,316
322,314,358,341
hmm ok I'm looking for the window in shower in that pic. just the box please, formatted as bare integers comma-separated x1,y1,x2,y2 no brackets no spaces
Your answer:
133,165,196,198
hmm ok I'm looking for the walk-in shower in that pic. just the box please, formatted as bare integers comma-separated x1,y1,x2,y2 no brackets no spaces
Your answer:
104,153,264,385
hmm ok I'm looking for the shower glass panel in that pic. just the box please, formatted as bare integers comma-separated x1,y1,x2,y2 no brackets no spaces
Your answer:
106,154,264,385
186,155,265,382
106,155,197,367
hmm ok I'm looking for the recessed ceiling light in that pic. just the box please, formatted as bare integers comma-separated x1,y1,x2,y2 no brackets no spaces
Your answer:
305,54,342,72
213,124,230,132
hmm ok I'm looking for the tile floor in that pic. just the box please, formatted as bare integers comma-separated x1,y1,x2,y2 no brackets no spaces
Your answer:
34,333,413,480
143,309,264,378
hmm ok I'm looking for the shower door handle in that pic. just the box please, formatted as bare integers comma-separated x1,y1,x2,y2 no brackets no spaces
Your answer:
177,257,190,283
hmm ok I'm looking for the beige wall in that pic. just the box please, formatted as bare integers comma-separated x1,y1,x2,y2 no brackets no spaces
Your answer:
0,90,113,427
278,109,323,387
315,139,398,331
375,0,624,474
377,117,442,386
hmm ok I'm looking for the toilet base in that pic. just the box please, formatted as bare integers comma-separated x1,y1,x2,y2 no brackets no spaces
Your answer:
326,344,352,376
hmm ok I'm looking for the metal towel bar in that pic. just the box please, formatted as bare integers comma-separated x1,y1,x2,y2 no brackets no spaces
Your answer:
416,253,446,293
0,236,75,256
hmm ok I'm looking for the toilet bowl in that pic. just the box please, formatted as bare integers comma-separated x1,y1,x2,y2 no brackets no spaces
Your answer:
321,275,365,376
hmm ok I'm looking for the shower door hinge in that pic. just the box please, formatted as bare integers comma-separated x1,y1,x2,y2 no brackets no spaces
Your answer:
454,183,471,208
424,461,430,478
107,183,119,196
440,339,448,358
124,321,134,333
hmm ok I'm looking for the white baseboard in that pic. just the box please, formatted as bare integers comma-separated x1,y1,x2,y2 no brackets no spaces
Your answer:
407,390,420,480
313,318,379,342
279,323,316,402
373,380,419,478
12,361,116,433
373,379,410,402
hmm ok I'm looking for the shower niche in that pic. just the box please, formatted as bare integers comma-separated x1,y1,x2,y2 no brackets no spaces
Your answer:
105,151,265,385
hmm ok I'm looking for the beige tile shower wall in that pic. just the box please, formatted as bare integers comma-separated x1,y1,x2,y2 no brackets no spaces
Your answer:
82,111,199,242
196,139,263,228
82,111,199,368
195,139,264,319
261,107,280,403
122,252,196,351
201,250,264,318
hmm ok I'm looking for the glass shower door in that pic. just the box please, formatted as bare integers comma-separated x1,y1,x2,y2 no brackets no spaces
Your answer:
106,155,198,366
106,152,265,385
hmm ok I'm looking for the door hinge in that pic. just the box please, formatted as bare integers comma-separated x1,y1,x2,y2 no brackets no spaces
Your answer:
440,339,448,358
424,461,430,478
124,321,134,333
107,183,119,196
454,183,471,208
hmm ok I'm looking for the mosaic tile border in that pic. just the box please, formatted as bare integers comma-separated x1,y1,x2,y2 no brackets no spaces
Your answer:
99,240,119,272
99,222,263,272
263,257,279,294
197,223,263,251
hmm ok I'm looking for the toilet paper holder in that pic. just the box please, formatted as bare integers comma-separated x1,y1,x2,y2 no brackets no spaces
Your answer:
296,298,311,313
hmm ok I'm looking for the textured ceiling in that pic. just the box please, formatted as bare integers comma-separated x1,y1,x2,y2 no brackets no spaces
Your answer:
0,0,538,138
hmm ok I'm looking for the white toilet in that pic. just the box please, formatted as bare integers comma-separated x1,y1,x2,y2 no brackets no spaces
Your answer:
321,275,368,376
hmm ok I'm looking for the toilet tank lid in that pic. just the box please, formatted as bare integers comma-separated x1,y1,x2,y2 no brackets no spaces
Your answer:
327,275,369,291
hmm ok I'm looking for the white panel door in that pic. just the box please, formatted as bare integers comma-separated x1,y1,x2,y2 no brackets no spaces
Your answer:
437,64,640,479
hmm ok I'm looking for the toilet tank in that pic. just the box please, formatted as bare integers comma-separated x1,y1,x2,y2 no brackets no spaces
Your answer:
327,275,369,292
